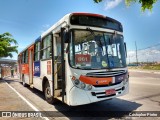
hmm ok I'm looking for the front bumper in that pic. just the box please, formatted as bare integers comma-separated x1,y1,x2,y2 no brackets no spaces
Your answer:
69,81,129,106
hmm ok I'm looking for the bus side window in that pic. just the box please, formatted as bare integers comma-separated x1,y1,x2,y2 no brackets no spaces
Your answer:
22,53,24,63
34,42,40,61
25,50,28,63
41,35,51,60
22,50,28,64
56,37,61,56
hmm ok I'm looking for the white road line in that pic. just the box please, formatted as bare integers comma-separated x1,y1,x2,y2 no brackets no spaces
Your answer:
5,81,50,120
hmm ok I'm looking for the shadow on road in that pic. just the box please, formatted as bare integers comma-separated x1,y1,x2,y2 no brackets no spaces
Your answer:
4,79,21,83
51,99,142,119
5,79,142,119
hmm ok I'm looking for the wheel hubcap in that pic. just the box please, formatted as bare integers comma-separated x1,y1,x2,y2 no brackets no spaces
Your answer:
46,87,51,97
47,89,50,95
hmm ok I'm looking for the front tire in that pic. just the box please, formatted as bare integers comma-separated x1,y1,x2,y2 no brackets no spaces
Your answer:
44,81,56,104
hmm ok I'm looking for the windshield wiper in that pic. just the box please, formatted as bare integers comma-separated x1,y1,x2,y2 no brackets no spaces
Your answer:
86,28,103,52
86,27,94,36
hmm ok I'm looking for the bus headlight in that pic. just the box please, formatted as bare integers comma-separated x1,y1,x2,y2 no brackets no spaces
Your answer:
123,72,129,85
74,79,80,85
123,78,128,85
87,85,92,90
81,82,86,89
71,76,92,90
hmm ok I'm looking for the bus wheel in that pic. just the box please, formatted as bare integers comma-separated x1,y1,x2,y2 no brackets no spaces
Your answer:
22,75,27,87
44,81,56,104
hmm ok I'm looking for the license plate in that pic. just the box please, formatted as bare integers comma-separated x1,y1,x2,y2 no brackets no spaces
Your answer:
105,89,116,95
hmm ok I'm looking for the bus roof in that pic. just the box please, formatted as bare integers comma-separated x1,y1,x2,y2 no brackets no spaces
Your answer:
18,13,122,55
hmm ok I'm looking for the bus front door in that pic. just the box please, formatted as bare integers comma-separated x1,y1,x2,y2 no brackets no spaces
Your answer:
53,28,66,103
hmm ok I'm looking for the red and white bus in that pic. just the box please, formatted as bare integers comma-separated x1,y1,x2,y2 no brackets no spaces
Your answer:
18,13,129,106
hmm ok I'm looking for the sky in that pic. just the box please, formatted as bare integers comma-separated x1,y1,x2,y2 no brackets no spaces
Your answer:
0,0,160,62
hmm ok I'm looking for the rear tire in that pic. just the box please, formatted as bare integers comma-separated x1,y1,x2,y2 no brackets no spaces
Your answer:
44,81,57,104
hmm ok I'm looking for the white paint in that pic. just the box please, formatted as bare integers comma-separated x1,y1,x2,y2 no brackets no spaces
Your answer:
24,74,29,84
5,81,50,120
40,60,53,95
112,77,115,83
69,86,91,106
33,77,43,91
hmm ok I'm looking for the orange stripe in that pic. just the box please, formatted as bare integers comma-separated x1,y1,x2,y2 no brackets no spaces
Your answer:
79,75,112,85
22,64,29,74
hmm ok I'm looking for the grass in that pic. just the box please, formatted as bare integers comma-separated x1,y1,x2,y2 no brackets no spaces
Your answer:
128,64,160,70
142,64,160,70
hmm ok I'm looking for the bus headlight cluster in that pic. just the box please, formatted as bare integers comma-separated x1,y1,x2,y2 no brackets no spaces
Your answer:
87,85,92,90
71,76,92,90
123,78,128,85
123,72,129,85
74,79,80,85
81,82,86,89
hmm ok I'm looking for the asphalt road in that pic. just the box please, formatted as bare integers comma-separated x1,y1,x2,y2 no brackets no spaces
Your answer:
1,70,160,120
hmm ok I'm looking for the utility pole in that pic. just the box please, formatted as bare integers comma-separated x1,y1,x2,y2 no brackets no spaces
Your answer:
135,41,138,66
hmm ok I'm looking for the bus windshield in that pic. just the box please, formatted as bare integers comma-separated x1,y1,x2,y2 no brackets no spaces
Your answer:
69,30,126,69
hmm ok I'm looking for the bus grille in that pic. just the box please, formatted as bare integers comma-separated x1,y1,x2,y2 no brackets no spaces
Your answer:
91,86,125,98
86,70,126,78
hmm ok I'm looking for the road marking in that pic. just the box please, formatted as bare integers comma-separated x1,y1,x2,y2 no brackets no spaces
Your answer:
5,81,50,120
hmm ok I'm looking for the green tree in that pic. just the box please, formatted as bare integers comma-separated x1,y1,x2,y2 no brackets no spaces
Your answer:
0,32,18,58
94,0,157,11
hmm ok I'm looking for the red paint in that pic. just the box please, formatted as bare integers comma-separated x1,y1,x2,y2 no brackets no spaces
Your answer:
22,64,29,74
72,13,105,18
47,61,51,75
75,54,91,64
105,89,116,95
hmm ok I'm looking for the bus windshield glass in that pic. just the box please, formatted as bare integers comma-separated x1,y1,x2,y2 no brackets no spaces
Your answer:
69,30,127,69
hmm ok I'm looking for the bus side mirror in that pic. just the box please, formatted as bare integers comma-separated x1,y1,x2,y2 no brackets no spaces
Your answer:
124,42,127,57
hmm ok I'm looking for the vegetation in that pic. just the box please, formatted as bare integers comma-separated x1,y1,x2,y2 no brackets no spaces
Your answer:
94,0,157,11
0,32,18,58
128,63,160,70
141,64,160,70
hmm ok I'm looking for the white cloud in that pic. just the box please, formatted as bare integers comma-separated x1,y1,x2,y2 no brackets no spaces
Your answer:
141,11,154,17
104,0,122,10
127,50,135,57
42,24,50,28
40,24,51,33
127,49,160,63
146,11,153,16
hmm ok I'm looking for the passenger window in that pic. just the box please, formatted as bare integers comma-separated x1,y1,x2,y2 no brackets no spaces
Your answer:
41,35,51,59
34,42,40,61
